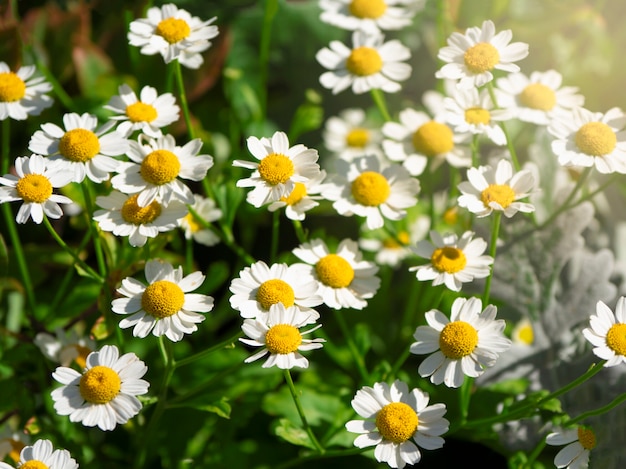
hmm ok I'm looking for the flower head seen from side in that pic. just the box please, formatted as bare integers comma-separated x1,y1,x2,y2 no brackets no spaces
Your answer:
316,30,411,95
233,131,321,208
111,259,214,342
128,3,219,69
409,230,493,292
457,159,536,218
239,303,325,369
0,424,29,464
34,327,96,368
29,112,129,183
323,108,383,162
51,344,149,431
104,84,180,138
319,0,425,34
548,107,626,174
0,154,73,224
0,439,77,469
267,170,327,221
436,19,529,89
546,426,596,469
111,134,213,207
345,380,448,468
582,297,626,367
0,62,53,120
292,238,380,310
179,194,223,247
410,297,512,388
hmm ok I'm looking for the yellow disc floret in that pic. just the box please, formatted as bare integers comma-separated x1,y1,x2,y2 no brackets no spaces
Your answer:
349,0,387,19
140,149,181,185
575,122,616,156
430,247,467,274
375,402,418,444
73,344,92,369
121,194,162,225
480,184,516,209
315,254,355,288
58,128,101,162
183,212,203,233
20,461,48,469
7,439,25,463
0,72,26,102
141,280,185,318
15,174,52,203
519,83,556,111
439,321,479,359
265,324,302,354
577,427,597,450
346,47,383,76
155,17,191,44
346,128,370,148
606,323,626,356
79,365,121,404
412,121,455,157
351,171,390,206
280,182,307,206
258,153,294,185
464,42,500,73
256,279,296,310
464,107,491,125
126,101,158,123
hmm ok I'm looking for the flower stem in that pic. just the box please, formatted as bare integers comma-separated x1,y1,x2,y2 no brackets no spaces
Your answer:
81,182,107,278
482,211,501,305
174,331,242,369
283,369,325,453
370,88,392,122
173,59,195,140
270,210,280,263
459,376,473,424
1,119,10,175
487,81,520,171
566,390,626,426
333,310,369,382
292,219,308,244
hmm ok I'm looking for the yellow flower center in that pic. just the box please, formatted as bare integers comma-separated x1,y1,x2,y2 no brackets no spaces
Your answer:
265,324,302,354
349,0,387,19
346,128,370,148
463,42,500,73
155,17,191,44
183,212,203,233
0,72,26,102
464,107,491,125
519,83,556,111
375,402,418,444
514,322,534,345
20,461,48,469
140,149,181,185
256,279,295,310
79,365,121,404
58,128,101,162
574,122,616,156
481,184,516,209
315,254,355,288
126,101,158,123
577,427,597,450
73,344,92,369
141,280,185,318
382,230,410,249
443,206,458,225
439,321,479,359
346,47,383,76
121,194,162,225
412,121,455,157
15,174,53,203
430,246,467,274
280,182,307,206
605,323,626,356
351,171,390,206
7,439,25,463
258,153,294,185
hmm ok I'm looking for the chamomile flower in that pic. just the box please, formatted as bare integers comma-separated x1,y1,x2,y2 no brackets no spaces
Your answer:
92,190,187,247
179,194,222,246
239,303,325,369
267,170,327,221
104,84,180,138
345,380,448,469
435,19,529,89
409,230,493,292
582,297,626,367
0,424,29,463
0,439,77,469
233,131,321,208
128,3,219,69
457,159,536,218
292,238,381,310
111,134,213,207
0,154,73,224
323,108,383,161
51,345,149,431
548,107,626,174
316,30,411,94
29,112,129,183
0,62,53,120
321,155,420,230
546,427,596,469
111,259,214,342
229,261,323,323
319,0,425,34
34,327,96,368
410,297,511,388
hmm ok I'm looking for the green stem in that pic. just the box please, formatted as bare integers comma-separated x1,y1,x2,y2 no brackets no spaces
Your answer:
185,236,193,274
370,88,392,122
283,369,324,453
1,119,9,175
173,59,195,140
459,376,473,424
333,310,369,382
482,211,501,305
470,134,479,168
292,219,307,244
566,391,626,426
270,210,280,263
487,82,520,171
81,182,107,277
258,0,279,119
523,437,547,469
174,331,242,368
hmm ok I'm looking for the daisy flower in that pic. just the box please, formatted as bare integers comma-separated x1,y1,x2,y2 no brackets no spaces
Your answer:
51,344,149,431
111,134,213,207
111,259,214,342
29,112,129,183
409,230,493,292
267,170,327,221
345,380,448,469
548,107,626,174
546,426,596,469
319,0,425,34
104,84,180,138
0,154,73,224
229,260,323,323
92,190,187,247
435,19,529,89
457,158,536,218
0,62,53,120
410,296,511,388
316,30,411,94
0,439,77,469
495,70,584,126
0,424,29,464
179,194,222,247
233,131,321,208
292,238,381,310
239,303,325,369
321,155,420,230
582,297,626,367
323,108,383,161
34,327,96,368
128,3,219,69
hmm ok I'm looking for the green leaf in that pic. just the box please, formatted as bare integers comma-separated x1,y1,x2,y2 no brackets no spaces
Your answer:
271,418,316,450
185,397,232,419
